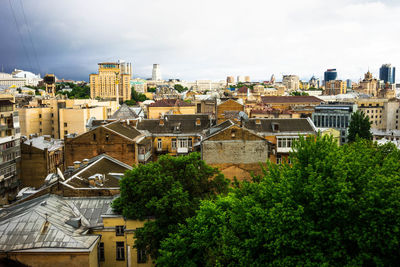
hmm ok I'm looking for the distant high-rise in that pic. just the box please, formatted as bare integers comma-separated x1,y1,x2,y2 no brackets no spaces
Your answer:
346,79,352,89
324,69,337,85
237,76,245,83
226,76,235,84
244,76,251,82
379,64,396,84
282,75,299,90
152,64,161,81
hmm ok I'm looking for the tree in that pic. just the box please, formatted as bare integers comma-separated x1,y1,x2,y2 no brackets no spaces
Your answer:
147,87,157,93
124,99,136,106
158,136,400,266
174,84,188,93
348,110,372,142
131,87,147,102
290,91,309,96
112,152,230,259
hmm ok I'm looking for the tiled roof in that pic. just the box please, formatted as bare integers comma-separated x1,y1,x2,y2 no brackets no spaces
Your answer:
104,121,141,140
149,99,194,107
261,96,323,103
244,118,316,133
136,114,211,134
0,194,101,252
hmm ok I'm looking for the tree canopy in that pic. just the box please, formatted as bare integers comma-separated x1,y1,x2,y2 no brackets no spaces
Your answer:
56,82,90,99
348,110,372,142
112,152,230,259
158,136,400,266
174,84,188,93
131,87,147,102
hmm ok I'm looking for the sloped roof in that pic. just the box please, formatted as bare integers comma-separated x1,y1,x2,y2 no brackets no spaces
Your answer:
136,114,211,134
261,96,323,104
110,103,138,119
244,118,316,134
149,99,194,107
23,136,63,151
0,194,100,252
237,86,249,94
103,121,141,140
64,154,132,189
205,120,234,137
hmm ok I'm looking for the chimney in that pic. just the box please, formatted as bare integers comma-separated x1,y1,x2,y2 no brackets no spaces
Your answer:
82,158,89,165
73,161,81,169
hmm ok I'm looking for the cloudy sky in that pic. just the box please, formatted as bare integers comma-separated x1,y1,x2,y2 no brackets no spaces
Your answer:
0,0,399,82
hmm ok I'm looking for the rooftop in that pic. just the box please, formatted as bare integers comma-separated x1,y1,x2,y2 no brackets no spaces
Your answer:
149,99,194,107
261,96,323,104
23,136,63,151
244,118,316,134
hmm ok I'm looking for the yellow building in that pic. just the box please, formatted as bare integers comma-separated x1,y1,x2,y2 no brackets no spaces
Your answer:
18,99,118,139
318,128,341,145
324,80,346,95
147,99,196,119
93,215,152,267
355,98,387,130
90,62,132,102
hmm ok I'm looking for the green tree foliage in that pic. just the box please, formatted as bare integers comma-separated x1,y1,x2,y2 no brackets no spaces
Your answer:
56,82,91,99
131,87,147,102
124,99,136,106
112,152,230,259
290,91,309,96
158,136,400,266
174,84,188,93
147,87,157,93
348,110,372,142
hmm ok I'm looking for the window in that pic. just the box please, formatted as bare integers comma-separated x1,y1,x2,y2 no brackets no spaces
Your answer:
116,225,124,236
64,130,68,135
51,113,54,118
178,138,188,148
99,242,105,261
172,138,176,150
106,134,109,142
39,114,42,118
188,138,192,149
276,155,282,164
64,122,68,127
93,134,96,141
157,139,162,150
137,249,147,263
116,242,125,261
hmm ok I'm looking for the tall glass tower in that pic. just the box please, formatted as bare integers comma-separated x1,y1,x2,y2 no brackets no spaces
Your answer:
324,69,337,85
379,64,396,84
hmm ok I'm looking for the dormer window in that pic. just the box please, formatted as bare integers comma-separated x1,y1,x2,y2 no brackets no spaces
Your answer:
196,118,201,126
231,130,236,138
272,122,279,132
159,119,164,126
256,119,261,125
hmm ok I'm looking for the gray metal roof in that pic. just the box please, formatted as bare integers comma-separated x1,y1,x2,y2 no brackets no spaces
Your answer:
0,194,114,252
23,136,63,151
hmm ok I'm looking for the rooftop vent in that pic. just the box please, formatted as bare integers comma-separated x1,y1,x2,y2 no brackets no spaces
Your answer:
82,159,89,165
73,161,81,169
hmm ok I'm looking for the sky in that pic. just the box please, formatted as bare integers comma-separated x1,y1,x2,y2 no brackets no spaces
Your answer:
0,0,399,82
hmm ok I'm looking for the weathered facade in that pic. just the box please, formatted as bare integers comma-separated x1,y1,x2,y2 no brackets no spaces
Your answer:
216,99,244,124
20,136,64,189
64,121,145,167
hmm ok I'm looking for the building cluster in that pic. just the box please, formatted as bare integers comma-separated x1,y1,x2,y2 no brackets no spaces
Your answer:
0,61,399,266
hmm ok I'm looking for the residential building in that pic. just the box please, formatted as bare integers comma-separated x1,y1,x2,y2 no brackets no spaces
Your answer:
282,75,299,91
201,120,269,180
226,76,235,84
324,80,346,95
216,99,244,124
260,96,323,117
18,99,118,139
64,121,149,167
136,114,211,159
147,99,196,119
20,135,64,189
244,76,251,82
324,69,337,85
152,64,161,81
0,95,21,205
355,98,387,130
353,71,379,97
379,64,396,84
312,102,357,144
90,61,132,102
43,74,56,97
244,118,317,165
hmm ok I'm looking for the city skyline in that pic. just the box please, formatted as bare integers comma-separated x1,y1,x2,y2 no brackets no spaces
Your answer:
0,0,399,82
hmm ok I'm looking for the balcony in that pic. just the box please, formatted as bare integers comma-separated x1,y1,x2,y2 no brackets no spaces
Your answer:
138,151,152,162
177,147,189,154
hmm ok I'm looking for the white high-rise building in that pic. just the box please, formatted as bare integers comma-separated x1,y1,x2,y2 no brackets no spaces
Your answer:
152,64,161,81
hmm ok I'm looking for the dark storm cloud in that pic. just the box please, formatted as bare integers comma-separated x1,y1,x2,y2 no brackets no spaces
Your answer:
0,0,399,82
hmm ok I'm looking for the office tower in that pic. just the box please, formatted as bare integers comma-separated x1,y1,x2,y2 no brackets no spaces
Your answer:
152,64,161,81
346,79,352,89
379,64,396,84
0,95,21,204
89,61,132,102
226,76,235,84
324,69,337,85
43,74,56,97
237,76,245,83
